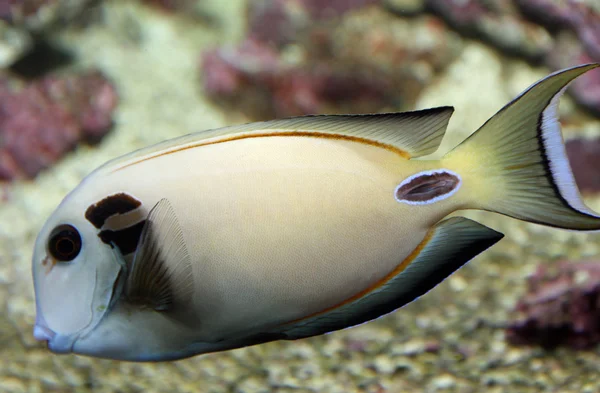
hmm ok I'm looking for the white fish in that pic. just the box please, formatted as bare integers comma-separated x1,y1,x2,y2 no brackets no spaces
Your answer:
32,64,600,361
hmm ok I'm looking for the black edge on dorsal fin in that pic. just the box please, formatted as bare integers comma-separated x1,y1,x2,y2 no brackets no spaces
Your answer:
85,193,142,229
245,107,456,158
125,199,194,313
103,107,456,173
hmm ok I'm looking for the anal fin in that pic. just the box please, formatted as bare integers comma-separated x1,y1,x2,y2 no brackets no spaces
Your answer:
277,217,503,340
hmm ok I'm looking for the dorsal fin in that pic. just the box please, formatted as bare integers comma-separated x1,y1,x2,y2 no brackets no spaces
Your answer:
97,107,454,174
236,107,455,158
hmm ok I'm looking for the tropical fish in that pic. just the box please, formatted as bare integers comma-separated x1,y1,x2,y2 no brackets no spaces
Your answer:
32,64,600,362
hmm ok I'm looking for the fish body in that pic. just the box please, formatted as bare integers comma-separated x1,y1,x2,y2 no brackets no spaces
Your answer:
32,64,600,361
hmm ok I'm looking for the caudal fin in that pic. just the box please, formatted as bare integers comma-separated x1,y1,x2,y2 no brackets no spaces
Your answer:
443,63,600,230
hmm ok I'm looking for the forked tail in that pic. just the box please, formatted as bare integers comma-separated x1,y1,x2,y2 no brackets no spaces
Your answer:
443,63,600,230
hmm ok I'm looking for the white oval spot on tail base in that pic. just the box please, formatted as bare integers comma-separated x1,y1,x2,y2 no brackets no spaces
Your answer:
395,169,462,205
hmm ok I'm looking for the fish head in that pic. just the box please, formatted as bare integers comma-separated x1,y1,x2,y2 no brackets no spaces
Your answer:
31,188,126,354
65,197,201,361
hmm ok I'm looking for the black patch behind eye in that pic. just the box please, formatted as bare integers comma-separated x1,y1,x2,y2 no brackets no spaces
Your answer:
99,220,146,255
85,193,142,229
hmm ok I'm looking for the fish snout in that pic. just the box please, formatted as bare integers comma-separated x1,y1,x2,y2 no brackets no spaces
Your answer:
33,311,79,353
33,324,56,342
33,312,56,342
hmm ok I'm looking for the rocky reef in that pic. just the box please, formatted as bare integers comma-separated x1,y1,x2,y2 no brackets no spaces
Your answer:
0,1,119,183
0,0,96,68
0,70,118,181
507,260,600,350
386,0,600,115
201,0,462,119
566,137,600,194
202,0,600,120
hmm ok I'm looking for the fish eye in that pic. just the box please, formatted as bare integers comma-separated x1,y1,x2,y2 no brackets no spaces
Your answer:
48,224,82,262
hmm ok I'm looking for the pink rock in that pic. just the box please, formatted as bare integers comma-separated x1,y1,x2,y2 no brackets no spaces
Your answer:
247,0,380,47
507,261,600,350
424,0,600,115
299,0,380,19
566,137,600,194
201,38,398,119
0,71,118,181
202,4,459,120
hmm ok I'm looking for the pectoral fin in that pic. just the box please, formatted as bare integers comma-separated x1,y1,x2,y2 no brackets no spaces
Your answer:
277,217,503,340
125,199,194,312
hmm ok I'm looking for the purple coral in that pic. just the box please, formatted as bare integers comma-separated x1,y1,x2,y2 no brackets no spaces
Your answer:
507,261,600,350
0,71,118,181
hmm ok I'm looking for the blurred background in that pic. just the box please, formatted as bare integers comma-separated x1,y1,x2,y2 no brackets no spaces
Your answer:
1,0,600,392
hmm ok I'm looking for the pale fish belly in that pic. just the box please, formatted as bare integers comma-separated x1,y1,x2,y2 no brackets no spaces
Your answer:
108,136,432,339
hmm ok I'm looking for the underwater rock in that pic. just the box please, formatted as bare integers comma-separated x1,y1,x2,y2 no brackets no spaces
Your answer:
202,2,462,119
140,0,202,13
202,38,397,119
423,0,553,61
409,0,600,116
0,0,94,30
141,0,185,11
0,19,32,68
516,0,600,115
515,0,600,54
0,0,94,67
506,260,600,350
247,0,380,47
566,137,600,194
399,0,600,62
383,0,425,16
205,0,600,119
0,70,118,181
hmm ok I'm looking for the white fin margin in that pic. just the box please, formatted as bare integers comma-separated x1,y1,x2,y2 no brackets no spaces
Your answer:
541,85,600,218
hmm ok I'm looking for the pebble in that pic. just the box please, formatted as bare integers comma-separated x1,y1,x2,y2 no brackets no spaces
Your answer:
429,374,457,390
371,355,396,375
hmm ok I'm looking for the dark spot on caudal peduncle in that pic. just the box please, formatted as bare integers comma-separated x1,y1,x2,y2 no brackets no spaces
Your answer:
85,193,142,229
396,170,461,204
99,220,146,256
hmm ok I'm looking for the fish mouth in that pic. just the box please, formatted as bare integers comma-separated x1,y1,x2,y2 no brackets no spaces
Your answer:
33,324,55,342
33,311,55,343
33,313,75,354
33,327,76,354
